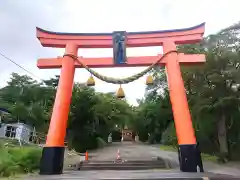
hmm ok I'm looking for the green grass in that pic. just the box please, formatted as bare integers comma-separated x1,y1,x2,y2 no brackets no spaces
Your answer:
0,140,42,178
160,145,218,162
201,153,218,162
0,137,39,147
159,145,177,152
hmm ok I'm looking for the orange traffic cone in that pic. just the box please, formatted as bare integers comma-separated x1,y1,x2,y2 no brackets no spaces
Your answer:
116,149,121,160
85,151,89,161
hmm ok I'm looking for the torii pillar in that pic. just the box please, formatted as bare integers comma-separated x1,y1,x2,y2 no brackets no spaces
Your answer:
36,23,206,175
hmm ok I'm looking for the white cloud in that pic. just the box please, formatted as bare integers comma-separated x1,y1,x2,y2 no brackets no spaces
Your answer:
0,0,239,105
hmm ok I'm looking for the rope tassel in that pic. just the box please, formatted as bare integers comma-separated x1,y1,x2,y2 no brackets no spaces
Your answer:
116,85,125,99
146,75,153,86
87,75,95,86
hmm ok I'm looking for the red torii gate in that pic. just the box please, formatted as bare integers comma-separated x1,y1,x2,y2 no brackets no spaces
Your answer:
37,23,206,175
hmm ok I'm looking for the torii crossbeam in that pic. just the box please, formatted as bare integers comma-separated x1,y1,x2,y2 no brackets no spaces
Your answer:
37,23,206,175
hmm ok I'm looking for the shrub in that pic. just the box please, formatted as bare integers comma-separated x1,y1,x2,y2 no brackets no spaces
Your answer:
71,133,98,153
8,147,42,173
0,156,21,177
97,137,107,148
0,145,21,177
161,123,178,146
0,146,42,177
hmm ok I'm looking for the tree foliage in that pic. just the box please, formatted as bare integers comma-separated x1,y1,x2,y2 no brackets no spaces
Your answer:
136,21,240,161
0,74,133,152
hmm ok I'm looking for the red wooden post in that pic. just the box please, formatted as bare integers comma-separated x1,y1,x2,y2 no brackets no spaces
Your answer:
40,44,77,175
163,41,198,172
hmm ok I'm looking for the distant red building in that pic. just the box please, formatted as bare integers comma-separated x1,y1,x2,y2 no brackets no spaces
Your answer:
122,125,133,141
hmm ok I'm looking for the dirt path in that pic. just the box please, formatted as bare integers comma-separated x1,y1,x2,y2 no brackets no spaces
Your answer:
88,142,176,162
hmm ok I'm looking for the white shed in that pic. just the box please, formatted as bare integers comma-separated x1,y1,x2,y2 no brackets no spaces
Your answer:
0,122,34,143
0,108,40,145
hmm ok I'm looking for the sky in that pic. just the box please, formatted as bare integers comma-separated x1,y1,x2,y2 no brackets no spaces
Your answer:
0,0,240,105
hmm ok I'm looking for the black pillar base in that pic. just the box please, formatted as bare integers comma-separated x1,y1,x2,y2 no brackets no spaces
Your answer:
178,144,204,172
39,147,65,175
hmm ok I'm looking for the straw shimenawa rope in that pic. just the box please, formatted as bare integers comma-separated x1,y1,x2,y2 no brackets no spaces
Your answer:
63,50,178,84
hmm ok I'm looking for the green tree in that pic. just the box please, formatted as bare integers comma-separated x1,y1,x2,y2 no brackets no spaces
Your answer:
0,73,55,132
130,67,173,143
135,21,240,161
175,22,240,160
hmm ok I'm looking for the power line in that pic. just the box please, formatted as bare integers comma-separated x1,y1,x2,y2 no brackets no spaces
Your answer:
0,52,44,81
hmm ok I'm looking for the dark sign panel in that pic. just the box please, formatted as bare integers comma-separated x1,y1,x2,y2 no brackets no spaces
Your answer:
113,31,127,65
